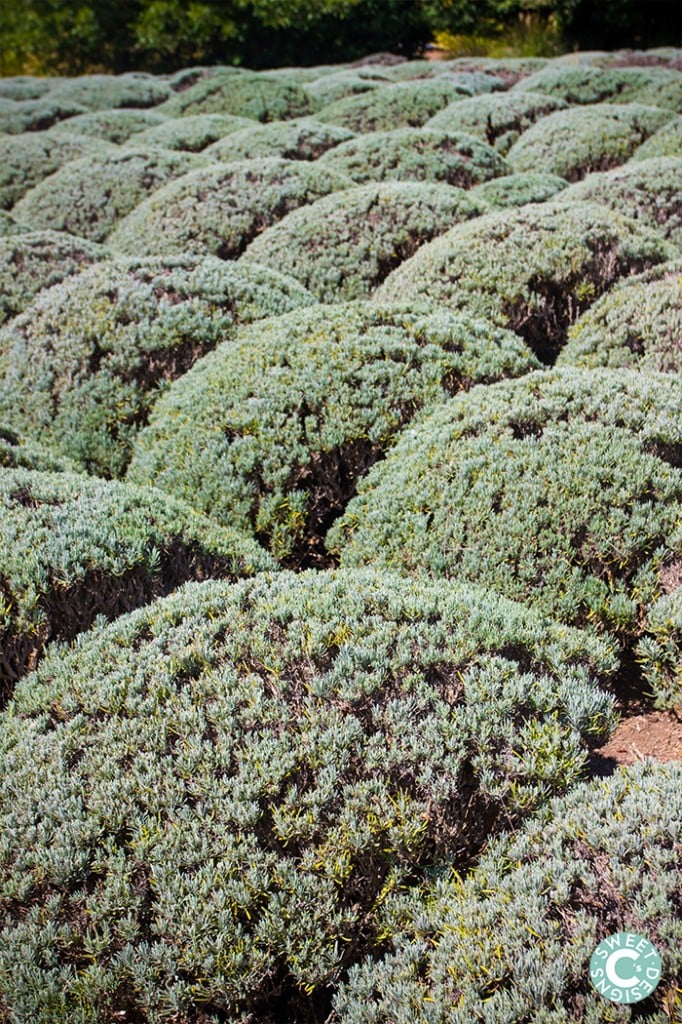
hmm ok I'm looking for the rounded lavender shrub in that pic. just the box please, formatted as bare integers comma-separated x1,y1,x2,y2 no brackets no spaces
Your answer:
329,367,682,642
471,171,568,208
131,112,253,151
559,259,682,373
46,107,168,144
12,146,205,242
632,113,682,159
0,256,315,478
0,566,616,1021
204,117,356,161
314,79,475,133
127,302,537,564
318,127,509,186
557,156,682,246
425,90,568,154
512,63,682,112
0,96,88,133
334,759,682,1024
0,130,117,209
0,230,105,326
506,103,673,181
0,467,273,700
375,201,673,364
108,158,351,258
48,73,170,111
158,67,312,121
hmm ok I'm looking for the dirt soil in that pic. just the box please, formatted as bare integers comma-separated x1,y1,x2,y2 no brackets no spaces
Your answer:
589,708,682,776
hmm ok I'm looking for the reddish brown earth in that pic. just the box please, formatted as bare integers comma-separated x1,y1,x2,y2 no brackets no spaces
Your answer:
589,708,682,776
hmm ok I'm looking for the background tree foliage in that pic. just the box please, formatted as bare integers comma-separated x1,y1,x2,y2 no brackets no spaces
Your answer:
1,0,680,85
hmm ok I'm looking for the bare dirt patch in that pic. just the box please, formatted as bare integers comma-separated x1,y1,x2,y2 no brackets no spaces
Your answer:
589,708,682,776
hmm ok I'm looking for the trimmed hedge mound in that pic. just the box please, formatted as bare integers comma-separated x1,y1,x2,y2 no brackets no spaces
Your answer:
471,171,568,208
374,201,672,364
512,64,682,111
0,567,617,1022
204,117,355,162
12,146,204,242
632,114,682,160
557,156,682,247
506,103,673,181
304,71,386,109
384,68,504,94
329,368,682,642
559,259,682,373
0,96,88,134
131,112,253,151
158,68,312,121
0,256,315,478
48,73,170,111
442,55,549,85
127,303,537,564
241,182,484,302
0,427,80,473
0,230,105,327
425,91,568,155
638,582,682,712
0,468,273,700
0,212,28,237
0,76,52,101
314,79,474,133
334,759,682,1024
46,107,167,144
108,158,351,258
317,128,508,186
0,131,116,210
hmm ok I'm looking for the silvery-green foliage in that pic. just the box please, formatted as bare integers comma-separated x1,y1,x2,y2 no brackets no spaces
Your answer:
108,157,351,258
512,64,682,112
0,256,315,478
0,96,88,133
334,759,682,1024
556,156,682,246
471,172,568,208
46,107,168,144
441,55,549,81
506,103,673,181
204,117,355,162
12,145,205,242
131,112,254,151
0,230,105,327
158,67,312,121
0,211,27,237
329,368,682,639
559,259,682,373
318,127,509,186
48,73,170,111
425,91,568,154
0,426,80,473
632,114,682,160
0,567,617,1021
637,581,682,711
127,302,537,564
382,68,505,94
241,182,484,302
304,71,387,110
375,201,673,364
0,130,117,209
314,79,476,133
0,76,52,101
0,466,273,697
261,62,362,83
